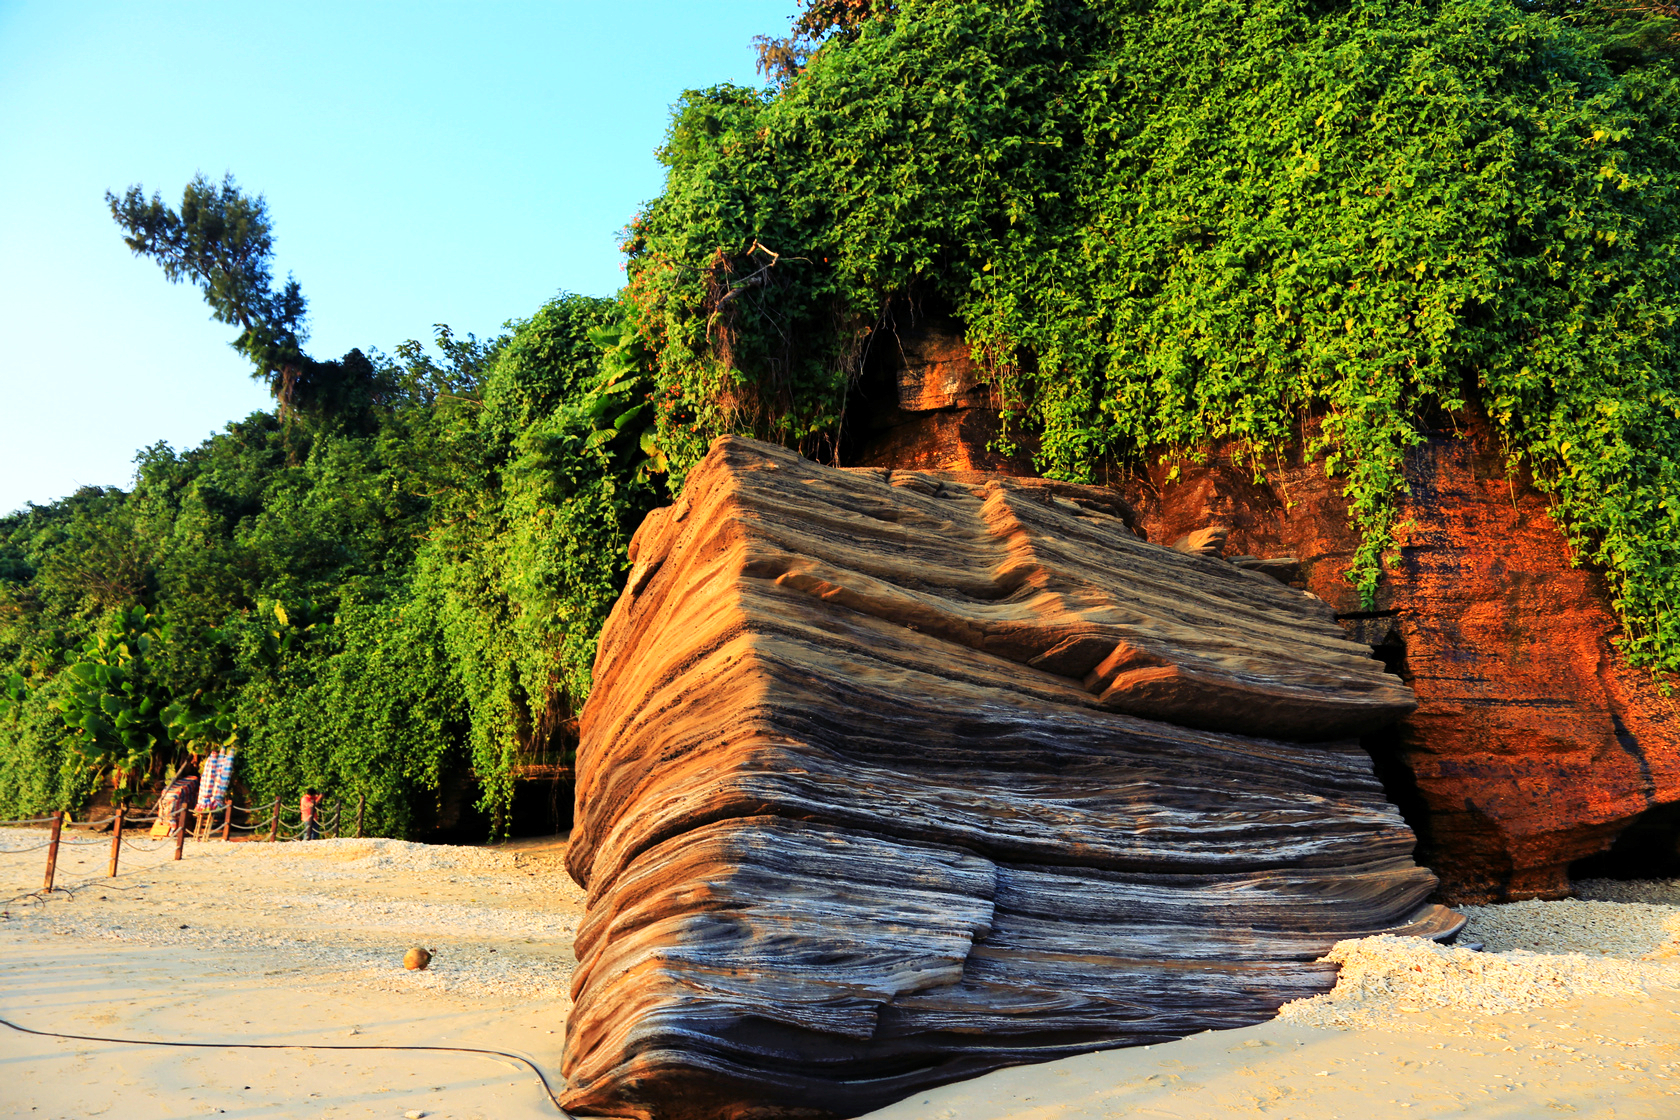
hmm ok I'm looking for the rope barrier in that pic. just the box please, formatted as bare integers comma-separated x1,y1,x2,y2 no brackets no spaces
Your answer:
0,1016,565,1114
78,814,162,828
4,794,381,901
4,796,377,883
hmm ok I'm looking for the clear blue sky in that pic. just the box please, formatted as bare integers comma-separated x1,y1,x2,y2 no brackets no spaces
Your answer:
0,1,791,515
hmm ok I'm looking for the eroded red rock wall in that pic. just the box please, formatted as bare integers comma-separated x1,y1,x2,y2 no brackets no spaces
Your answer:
839,312,1678,901
1113,413,1680,903
843,312,1040,475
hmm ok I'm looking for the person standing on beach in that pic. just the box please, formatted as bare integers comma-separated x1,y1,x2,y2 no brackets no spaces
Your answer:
301,788,324,840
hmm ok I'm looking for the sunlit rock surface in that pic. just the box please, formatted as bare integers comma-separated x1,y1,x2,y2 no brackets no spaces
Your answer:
1114,409,1680,903
561,436,1458,1120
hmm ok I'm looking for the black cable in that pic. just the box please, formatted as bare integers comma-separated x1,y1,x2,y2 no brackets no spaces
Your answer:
0,1014,569,1115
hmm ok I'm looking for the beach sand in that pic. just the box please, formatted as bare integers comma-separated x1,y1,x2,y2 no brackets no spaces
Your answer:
864,886,1680,1120
863,995,1680,1120
3,827,1678,1119
0,829,582,1119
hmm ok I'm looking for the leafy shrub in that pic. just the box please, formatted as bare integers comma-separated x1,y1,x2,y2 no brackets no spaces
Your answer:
627,0,1680,668
0,296,658,829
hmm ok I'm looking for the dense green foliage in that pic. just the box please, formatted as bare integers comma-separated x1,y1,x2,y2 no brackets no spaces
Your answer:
0,299,660,829
628,0,1680,668
8,0,1680,827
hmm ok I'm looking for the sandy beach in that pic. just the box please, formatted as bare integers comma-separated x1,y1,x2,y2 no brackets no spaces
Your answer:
2,827,1678,1119
0,828,583,1119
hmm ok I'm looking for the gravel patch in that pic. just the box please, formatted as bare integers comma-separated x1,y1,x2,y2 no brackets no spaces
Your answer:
1279,878,1680,1034
1577,876,1680,906
1460,896,1680,959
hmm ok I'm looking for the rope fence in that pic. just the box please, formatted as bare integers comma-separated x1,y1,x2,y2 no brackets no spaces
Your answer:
0,793,366,904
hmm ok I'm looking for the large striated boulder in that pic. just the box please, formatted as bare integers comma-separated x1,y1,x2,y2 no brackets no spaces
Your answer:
562,437,1458,1120
1114,411,1680,903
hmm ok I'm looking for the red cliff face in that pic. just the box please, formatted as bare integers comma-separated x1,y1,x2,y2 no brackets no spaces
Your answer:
845,312,1038,474
840,317,1680,902
1114,413,1680,903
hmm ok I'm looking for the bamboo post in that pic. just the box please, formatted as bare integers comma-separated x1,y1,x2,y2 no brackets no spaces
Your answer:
173,804,187,860
42,811,63,892
355,794,364,839
331,798,341,839
107,804,126,877
268,796,281,842
221,801,233,841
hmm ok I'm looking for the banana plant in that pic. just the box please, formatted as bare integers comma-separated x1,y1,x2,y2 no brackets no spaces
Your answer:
582,322,667,480
51,606,168,800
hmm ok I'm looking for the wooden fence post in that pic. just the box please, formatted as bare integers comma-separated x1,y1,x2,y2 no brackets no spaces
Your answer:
42,811,63,893
107,804,126,877
330,798,340,839
268,796,281,842
222,801,233,841
173,805,188,860
355,794,365,839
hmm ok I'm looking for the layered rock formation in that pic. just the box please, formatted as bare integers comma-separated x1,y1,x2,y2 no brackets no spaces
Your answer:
563,437,1458,1120
838,313,1680,901
1114,412,1680,903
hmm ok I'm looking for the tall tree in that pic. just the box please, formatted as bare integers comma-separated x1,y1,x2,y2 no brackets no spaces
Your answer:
108,174,311,412
753,0,892,82
109,173,389,426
